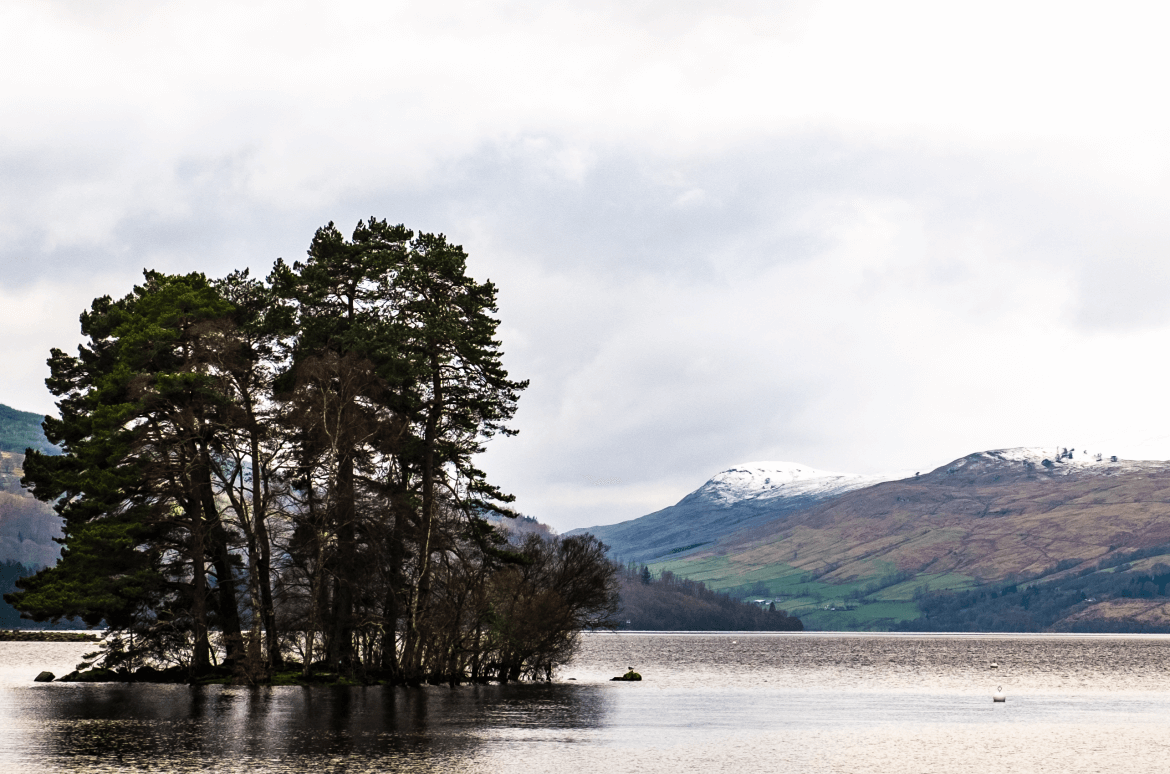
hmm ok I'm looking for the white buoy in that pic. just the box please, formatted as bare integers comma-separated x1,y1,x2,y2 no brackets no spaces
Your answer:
993,686,1006,702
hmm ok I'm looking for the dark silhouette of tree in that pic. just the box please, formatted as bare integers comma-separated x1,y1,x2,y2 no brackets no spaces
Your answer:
8,220,614,685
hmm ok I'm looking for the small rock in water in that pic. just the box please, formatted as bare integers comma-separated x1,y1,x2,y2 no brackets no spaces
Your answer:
34,671,55,682
611,669,642,681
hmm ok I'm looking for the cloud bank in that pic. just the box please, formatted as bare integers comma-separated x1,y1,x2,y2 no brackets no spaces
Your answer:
5,1,1170,530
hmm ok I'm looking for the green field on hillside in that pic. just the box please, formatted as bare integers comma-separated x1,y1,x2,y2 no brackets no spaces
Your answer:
646,553,981,631
794,601,921,631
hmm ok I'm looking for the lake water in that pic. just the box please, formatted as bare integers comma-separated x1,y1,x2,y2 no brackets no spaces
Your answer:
3,632,1170,772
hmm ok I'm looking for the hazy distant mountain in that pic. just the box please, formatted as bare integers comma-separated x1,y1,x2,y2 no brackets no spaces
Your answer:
0,404,64,571
0,449,63,570
566,461,909,564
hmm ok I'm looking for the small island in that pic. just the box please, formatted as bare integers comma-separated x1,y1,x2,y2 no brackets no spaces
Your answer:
5,221,620,687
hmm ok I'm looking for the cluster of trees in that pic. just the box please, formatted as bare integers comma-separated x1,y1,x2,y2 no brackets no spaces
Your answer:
7,219,619,683
845,570,915,601
618,566,803,631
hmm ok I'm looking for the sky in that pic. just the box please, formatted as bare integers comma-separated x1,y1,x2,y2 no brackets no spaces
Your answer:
5,0,1170,531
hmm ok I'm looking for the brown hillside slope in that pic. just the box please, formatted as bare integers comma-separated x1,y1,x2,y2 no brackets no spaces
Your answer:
682,450,1170,586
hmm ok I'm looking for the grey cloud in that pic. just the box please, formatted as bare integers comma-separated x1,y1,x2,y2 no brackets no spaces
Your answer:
6,131,1170,532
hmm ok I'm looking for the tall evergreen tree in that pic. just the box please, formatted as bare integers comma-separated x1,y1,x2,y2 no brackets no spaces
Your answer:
210,269,287,674
386,229,529,680
9,271,243,676
270,219,410,675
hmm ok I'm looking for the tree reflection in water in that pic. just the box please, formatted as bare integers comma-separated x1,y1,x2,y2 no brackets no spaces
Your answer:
14,683,608,772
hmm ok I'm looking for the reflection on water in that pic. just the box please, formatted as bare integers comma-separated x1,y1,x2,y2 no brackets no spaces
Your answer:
3,683,605,772
3,633,1170,772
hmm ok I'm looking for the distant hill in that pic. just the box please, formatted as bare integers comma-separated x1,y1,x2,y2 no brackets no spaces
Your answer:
0,449,69,628
0,449,64,569
575,447,1170,632
617,565,802,631
0,403,68,627
0,402,64,566
0,403,59,455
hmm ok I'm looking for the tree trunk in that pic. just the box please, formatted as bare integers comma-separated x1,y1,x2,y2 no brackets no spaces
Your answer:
405,353,442,680
208,522,245,667
380,504,405,678
246,395,281,670
328,446,356,674
189,499,212,678
255,503,279,670
196,443,244,668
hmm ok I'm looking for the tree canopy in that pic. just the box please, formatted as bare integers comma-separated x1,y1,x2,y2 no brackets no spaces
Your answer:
7,219,619,684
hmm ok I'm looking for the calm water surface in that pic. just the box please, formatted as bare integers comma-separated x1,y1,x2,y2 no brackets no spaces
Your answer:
2,633,1169,772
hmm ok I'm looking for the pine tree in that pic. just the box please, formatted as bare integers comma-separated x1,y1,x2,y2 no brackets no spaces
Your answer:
9,271,242,676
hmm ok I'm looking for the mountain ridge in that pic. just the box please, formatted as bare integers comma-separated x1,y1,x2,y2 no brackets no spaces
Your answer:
575,446,1170,631
566,460,909,564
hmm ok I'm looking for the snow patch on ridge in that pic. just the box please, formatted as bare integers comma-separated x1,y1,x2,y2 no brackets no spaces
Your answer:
947,446,1163,476
987,447,1112,466
687,461,911,508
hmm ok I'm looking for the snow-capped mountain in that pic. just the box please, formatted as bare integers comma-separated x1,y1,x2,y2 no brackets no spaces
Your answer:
687,461,907,509
567,460,910,564
566,447,1155,566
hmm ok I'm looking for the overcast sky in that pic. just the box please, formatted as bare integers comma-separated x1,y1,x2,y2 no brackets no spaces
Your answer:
5,1,1170,531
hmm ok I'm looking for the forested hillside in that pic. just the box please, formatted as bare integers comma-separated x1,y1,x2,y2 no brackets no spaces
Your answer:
0,403,58,455
0,560,34,627
0,559,80,630
898,549,1170,633
618,565,802,631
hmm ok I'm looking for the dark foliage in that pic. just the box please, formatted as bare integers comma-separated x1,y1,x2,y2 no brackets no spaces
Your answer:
0,560,29,628
0,560,83,629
